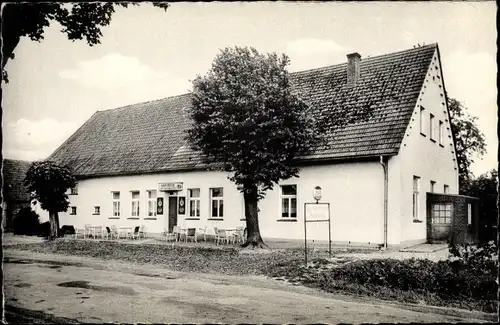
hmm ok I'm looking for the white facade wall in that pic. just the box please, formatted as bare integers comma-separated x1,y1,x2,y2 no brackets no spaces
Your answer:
394,49,459,244
54,161,386,244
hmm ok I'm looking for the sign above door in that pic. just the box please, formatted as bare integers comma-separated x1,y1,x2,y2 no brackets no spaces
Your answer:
158,182,183,192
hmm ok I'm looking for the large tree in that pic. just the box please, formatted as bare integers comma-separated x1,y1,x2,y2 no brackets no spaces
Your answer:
1,2,169,82
24,161,76,240
187,46,372,248
448,97,487,193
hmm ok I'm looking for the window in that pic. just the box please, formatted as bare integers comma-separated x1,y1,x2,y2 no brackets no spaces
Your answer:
412,176,420,220
429,114,435,140
147,190,157,217
188,188,201,218
431,204,452,224
210,188,224,218
439,120,444,145
131,191,140,217
444,185,449,194
430,181,436,193
70,206,77,215
467,203,472,225
94,206,100,215
112,192,120,216
419,106,425,135
281,185,297,219
70,184,78,195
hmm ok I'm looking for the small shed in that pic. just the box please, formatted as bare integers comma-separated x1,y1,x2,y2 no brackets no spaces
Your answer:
426,193,480,245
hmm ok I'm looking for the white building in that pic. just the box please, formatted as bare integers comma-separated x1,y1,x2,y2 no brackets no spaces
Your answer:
45,44,458,247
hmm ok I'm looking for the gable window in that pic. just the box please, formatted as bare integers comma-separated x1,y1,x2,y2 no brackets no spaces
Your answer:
147,190,157,217
419,106,426,135
210,188,224,218
413,176,420,220
188,188,201,218
93,206,100,215
430,180,436,193
431,203,452,224
439,120,444,145
429,114,435,140
112,192,120,216
70,184,78,195
444,184,449,194
281,185,297,219
70,206,77,215
131,191,140,217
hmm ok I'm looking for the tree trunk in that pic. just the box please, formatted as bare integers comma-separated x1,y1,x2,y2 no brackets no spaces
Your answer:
48,211,60,240
241,184,268,249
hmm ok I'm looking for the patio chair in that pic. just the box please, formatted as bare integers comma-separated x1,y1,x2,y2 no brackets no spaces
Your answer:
234,227,245,244
110,225,119,239
93,226,103,239
74,227,86,239
118,227,129,239
139,225,146,239
196,225,207,242
84,224,92,239
162,228,176,248
103,227,112,240
172,226,182,242
132,226,140,240
186,228,197,243
216,229,229,246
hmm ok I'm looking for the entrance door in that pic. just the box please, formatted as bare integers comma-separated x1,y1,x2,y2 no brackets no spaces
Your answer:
168,197,178,232
428,203,453,243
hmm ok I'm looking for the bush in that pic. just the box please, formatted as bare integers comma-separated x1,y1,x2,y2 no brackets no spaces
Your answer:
329,258,497,302
59,225,75,237
12,207,40,236
38,221,51,238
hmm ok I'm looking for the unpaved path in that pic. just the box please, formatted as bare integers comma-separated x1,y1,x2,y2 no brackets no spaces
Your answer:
3,250,495,324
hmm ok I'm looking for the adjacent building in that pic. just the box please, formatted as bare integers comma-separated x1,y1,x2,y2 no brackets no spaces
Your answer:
1,159,32,231
45,43,469,247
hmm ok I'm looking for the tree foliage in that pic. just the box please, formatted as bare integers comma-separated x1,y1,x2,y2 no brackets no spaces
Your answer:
1,2,169,82
23,161,76,240
448,97,487,192
461,169,498,243
187,47,325,247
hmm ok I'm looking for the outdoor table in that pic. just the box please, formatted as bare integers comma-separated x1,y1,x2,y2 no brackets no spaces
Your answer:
118,226,133,239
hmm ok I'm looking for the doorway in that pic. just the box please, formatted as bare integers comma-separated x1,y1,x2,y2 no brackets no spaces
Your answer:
168,196,178,232
428,203,453,243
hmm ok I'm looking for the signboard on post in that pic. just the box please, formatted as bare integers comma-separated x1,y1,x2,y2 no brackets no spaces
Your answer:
158,182,183,192
305,203,329,221
304,185,331,265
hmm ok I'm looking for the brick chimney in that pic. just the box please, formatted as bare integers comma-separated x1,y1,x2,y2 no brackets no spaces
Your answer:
347,52,361,86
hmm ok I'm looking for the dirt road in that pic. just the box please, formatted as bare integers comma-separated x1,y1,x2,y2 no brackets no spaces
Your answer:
3,250,494,324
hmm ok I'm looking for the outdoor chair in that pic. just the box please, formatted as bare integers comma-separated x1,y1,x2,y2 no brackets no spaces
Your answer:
93,226,103,239
103,227,112,240
162,228,176,248
84,224,92,239
118,227,129,239
186,228,197,243
172,226,182,242
216,229,229,246
74,227,86,239
196,225,207,242
139,225,146,239
110,225,119,239
132,226,140,240
234,227,245,244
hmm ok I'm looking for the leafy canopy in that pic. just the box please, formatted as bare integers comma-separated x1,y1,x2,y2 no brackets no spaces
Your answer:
23,161,76,213
187,47,323,194
448,97,487,192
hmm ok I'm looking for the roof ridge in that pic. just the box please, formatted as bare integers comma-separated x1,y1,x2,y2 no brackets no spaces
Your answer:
98,92,193,113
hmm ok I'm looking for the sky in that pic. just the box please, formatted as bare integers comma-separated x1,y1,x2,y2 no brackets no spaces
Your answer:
2,1,497,177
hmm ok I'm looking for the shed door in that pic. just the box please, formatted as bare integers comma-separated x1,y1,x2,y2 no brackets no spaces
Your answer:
428,203,453,243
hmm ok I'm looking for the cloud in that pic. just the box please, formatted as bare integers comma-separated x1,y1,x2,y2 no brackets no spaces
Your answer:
3,118,80,161
285,39,348,72
59,53,190,93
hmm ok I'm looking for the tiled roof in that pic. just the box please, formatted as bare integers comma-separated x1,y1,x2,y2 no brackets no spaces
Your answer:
49,44,438,177
2,159,32,202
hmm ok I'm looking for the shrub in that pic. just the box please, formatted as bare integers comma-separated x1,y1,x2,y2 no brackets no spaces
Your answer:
38,221,51,238
12,207,40,236
59,225,76,237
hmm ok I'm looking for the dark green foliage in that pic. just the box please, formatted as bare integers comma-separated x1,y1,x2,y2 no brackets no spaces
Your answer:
12,207,40,236
23,161,76,214
188,46,322,194
447,97,487,192
60,225,76,236
461,170,498,243
38,221,51,238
